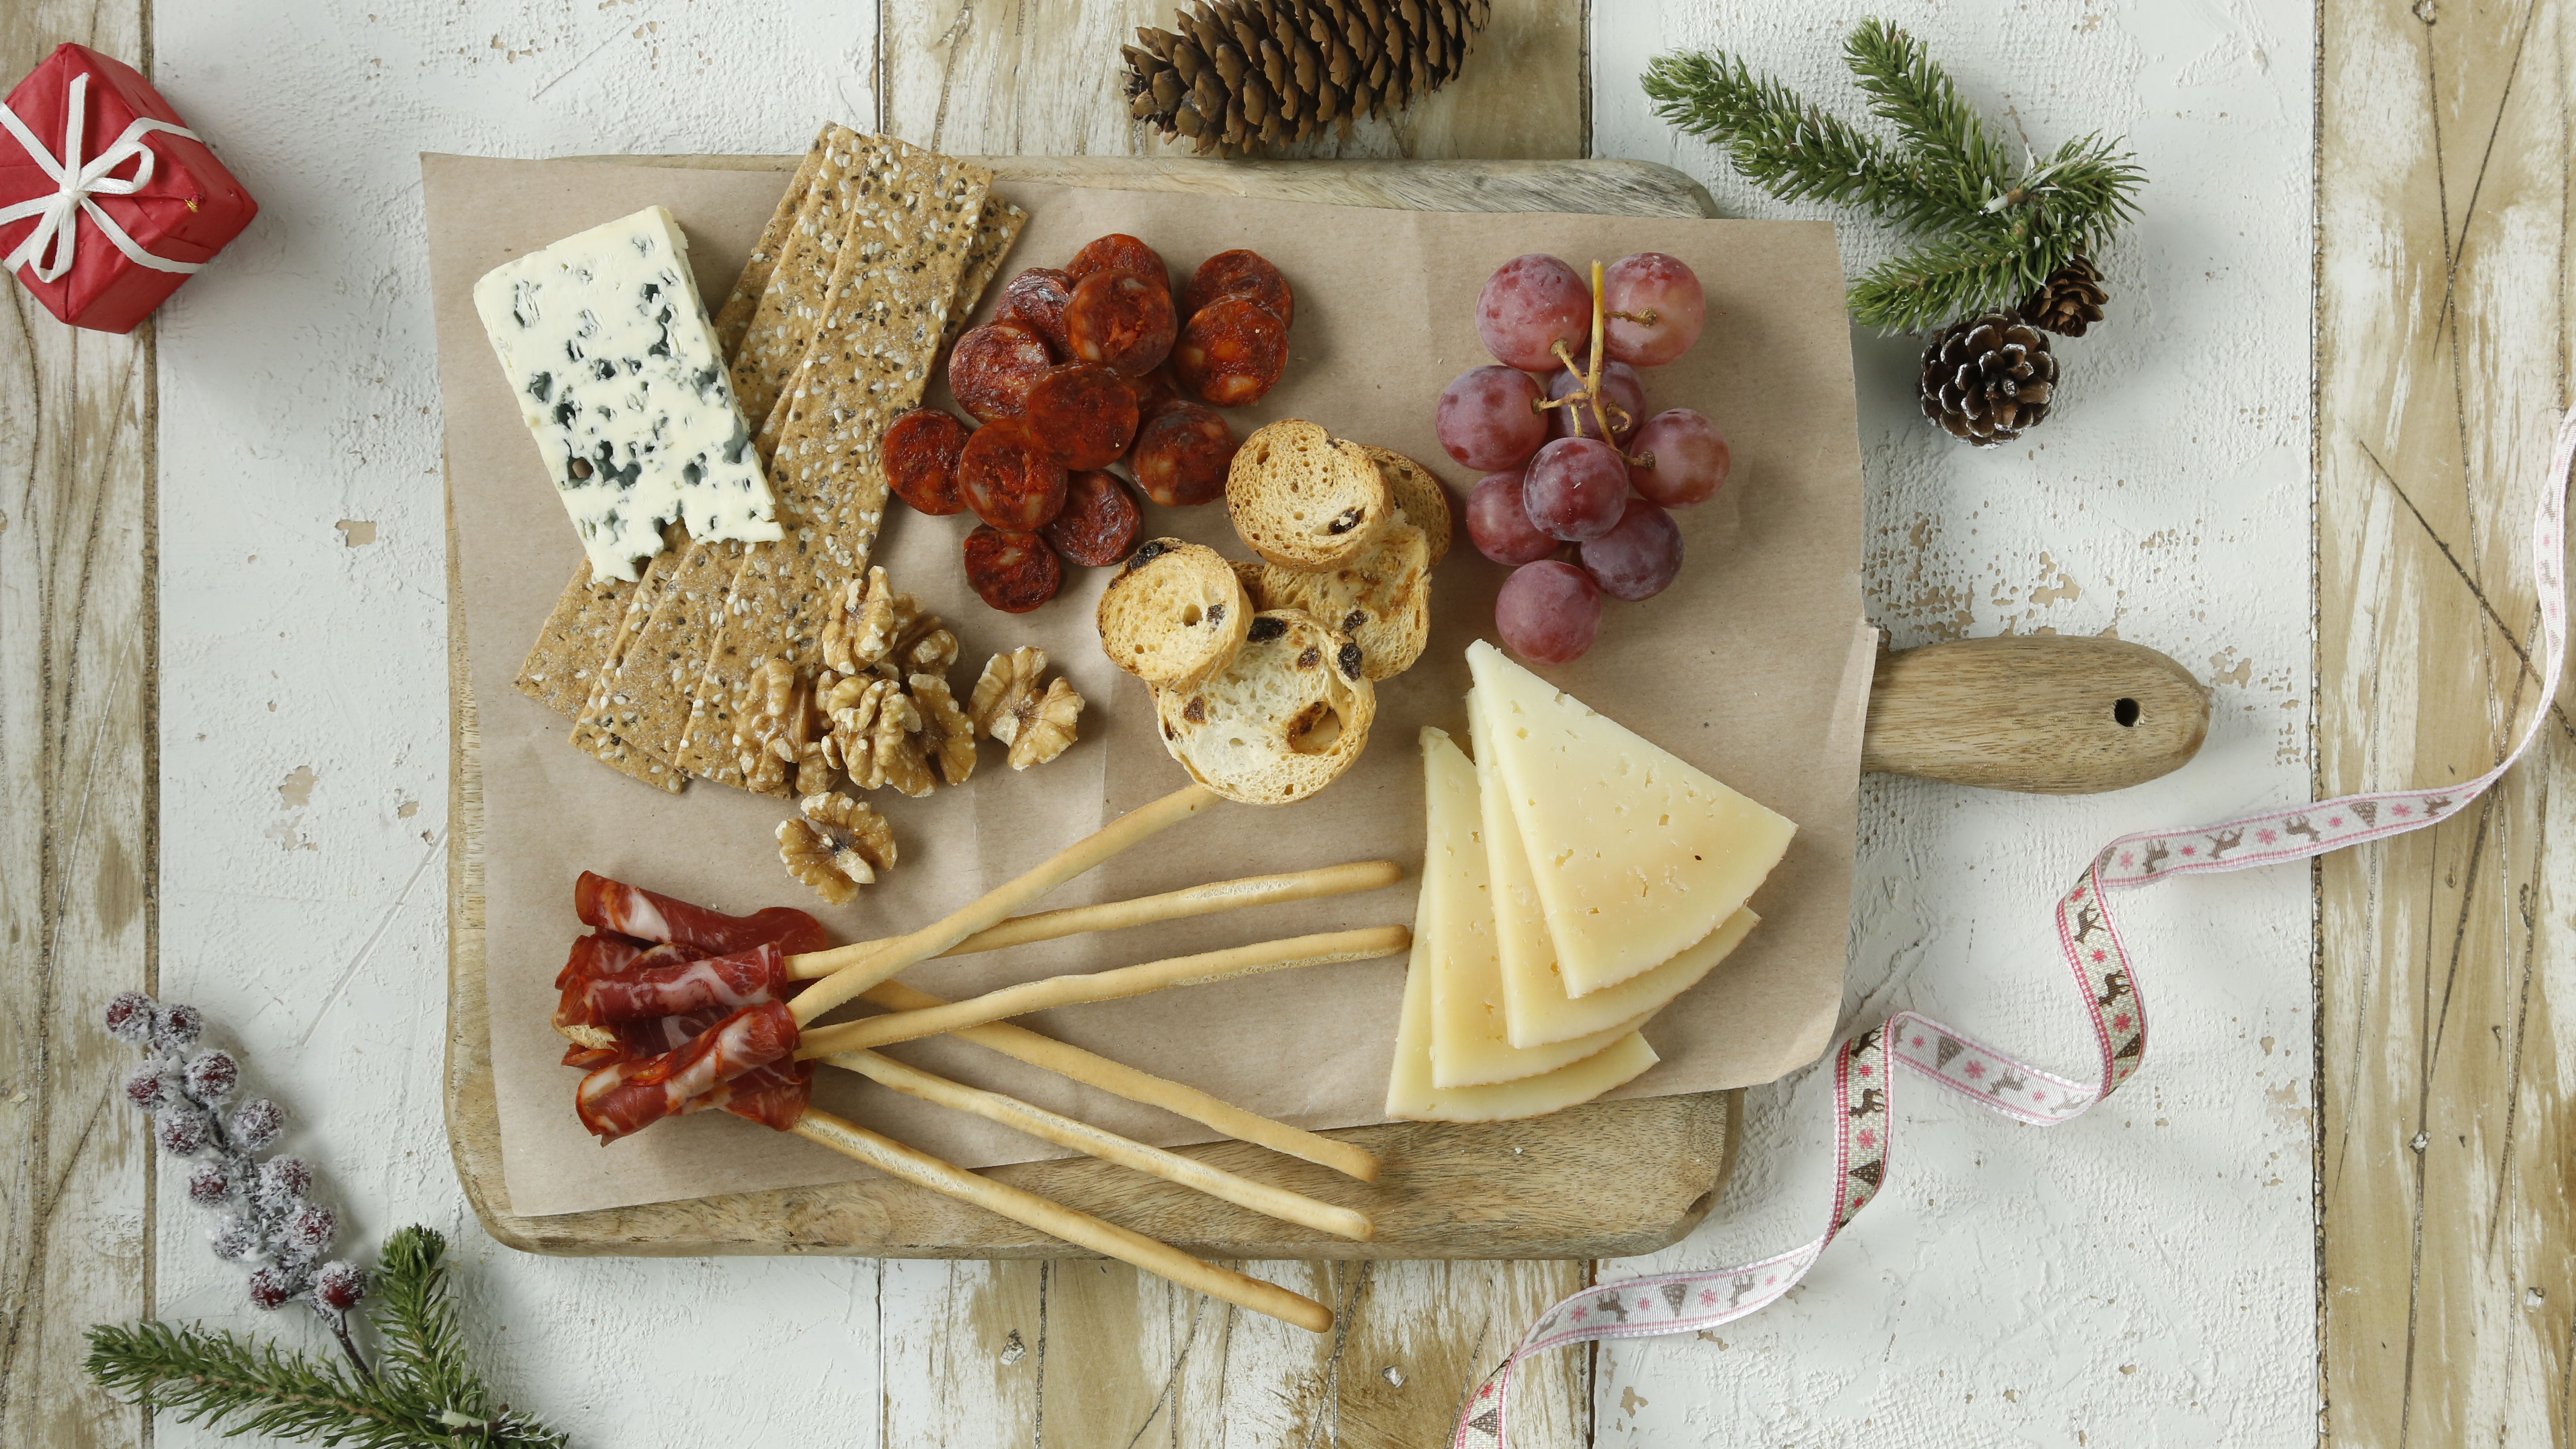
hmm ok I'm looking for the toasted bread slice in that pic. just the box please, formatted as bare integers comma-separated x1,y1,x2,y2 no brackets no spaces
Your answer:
1096,538,1252,691
1153,609,1376,805
1226,419,1393,571
1255,521,1432,681
1363,445,1452,564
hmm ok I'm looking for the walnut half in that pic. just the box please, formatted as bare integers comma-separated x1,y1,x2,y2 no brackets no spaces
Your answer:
732,657,829,798
970,647,1086,771
777,792,896,906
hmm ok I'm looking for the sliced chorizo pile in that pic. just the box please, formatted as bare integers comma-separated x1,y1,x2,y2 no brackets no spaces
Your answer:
894,234,1303,612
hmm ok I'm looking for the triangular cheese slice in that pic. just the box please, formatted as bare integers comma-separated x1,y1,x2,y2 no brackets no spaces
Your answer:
1467,640,1796,996
1419,729,1643,1086
1469,688,1761,1045
1385,911,1659,1123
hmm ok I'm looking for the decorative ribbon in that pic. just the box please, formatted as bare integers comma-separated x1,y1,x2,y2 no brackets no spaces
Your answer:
1453,398,2576,1449
0,70,204,284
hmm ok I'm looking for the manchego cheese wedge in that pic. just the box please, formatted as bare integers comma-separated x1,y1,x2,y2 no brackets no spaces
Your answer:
1466,640,1796,997
1419,728,1644,1087
1384,898,1659,1123
1468,687,1763,1046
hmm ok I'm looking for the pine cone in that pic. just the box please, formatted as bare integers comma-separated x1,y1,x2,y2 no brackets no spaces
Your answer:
1122,0,1494,159
1919,313,2059,447
2018,253,2108,337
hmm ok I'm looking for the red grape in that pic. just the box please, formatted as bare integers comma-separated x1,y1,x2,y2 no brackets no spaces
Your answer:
1476,254,1593,372
1494,560,1602,664
1466,470,1558,565
1522,436,1628,542
1601,252,1706,367
1436,365,1549,471
1546,361,1646,443
1627,409,1731,507
1577,497,1683,601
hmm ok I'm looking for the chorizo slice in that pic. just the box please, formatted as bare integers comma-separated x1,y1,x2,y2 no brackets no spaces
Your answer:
956,417,1070,531
883,407,973,516
1042,470,1144,568
947,322,1054,421
1185,249,1293,328
1119,364,1183,424
995,267,1076,358
1065,269,1178,377
1173,297,1289,407
1128,401,1237,508
1067,233,1169,288
1022,363,1140,471
963,525,1064,614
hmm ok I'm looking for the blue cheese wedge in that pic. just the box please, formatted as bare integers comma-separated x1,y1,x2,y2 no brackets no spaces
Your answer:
473,206,781,582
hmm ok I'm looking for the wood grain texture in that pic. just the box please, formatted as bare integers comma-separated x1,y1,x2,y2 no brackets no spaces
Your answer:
2316,0,2576,1443
877,0,1586,161
1860,636,2210,794
0,6,155,1446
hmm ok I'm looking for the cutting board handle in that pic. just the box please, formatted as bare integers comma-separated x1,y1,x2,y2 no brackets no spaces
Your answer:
1860,636,2209,794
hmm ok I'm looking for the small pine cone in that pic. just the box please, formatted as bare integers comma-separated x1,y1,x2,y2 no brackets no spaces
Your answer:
255,1155,313,1211
156,1105,211,1157
280,1202,337,1260
2018,253,2109,337
186,1159,239,1208
184,1050,240,1104
1919,313,2059,447
152,1003,204,1053
246,1264,300,1311
313,1261,368,1312
105,991,157,1044
229,1098,285,1151
123,1064,174,1114
208,1213,264,1262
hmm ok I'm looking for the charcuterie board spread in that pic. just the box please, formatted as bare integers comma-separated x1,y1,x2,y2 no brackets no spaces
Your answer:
430,134,1873,1284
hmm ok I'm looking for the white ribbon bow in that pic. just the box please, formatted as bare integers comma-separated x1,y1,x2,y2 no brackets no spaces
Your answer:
0,70,205,283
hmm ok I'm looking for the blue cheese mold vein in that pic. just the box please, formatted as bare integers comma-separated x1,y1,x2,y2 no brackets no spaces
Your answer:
472,205,784,583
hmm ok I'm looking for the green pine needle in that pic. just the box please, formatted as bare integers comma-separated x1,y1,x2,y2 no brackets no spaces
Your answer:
84,1226,570,1449
1642,18,2148,331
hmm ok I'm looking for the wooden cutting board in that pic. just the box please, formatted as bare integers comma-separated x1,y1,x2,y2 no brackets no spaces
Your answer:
445,155,1746,1260
443,155,2208,1258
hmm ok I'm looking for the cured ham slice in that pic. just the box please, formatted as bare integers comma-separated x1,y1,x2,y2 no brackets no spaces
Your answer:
573,872,826,957
559,942,795,1028
555,930,649,990
574,1000,801,1143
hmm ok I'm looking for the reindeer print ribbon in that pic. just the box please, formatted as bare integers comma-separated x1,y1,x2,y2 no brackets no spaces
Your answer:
1452,400,2576,1449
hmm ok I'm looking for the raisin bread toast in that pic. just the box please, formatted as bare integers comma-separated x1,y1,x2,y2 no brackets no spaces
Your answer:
1097,538,1251,691
1225,419,1392,570
1153,609,1375,805
1251,521,1432,681
1362,445,1452,564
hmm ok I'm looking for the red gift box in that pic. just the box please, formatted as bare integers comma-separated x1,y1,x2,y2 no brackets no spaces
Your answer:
0,44,257,333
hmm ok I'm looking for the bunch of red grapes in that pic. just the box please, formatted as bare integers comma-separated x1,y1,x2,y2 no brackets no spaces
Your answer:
1436,252,1729,664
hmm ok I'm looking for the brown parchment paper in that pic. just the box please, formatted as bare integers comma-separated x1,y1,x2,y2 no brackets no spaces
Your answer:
424,154,1870,1220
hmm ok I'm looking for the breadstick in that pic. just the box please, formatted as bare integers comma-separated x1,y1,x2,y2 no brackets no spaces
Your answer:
789,1107,1332,1334
787,859,1402,980
797,926,1409,1058
860,979,1381,1182
789,783,1221,1023
828,1050,1373,1241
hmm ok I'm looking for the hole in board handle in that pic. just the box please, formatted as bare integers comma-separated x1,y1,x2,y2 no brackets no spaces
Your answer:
2113,697,2141,728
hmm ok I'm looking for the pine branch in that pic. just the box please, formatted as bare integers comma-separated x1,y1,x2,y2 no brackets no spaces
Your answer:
85,1321,422,1449
371,1226,479,1411
1841,17,2013,213
1640,50,1956,233
1848,225,2059,334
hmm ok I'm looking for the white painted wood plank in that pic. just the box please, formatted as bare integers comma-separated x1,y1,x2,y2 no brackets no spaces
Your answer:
1589,0,2318,1442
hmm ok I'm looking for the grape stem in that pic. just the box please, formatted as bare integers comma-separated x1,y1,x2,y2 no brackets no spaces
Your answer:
1546,262,1652,468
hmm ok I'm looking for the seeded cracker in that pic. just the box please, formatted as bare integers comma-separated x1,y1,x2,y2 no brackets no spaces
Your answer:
947,195,1028,348
562,130,885,785
675,140,994,791
731,124,869,432
712,126,832,362
514,563,631,717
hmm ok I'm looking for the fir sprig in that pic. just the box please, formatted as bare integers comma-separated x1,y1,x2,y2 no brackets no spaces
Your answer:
1642,19,2147,332
85,1227,569,1448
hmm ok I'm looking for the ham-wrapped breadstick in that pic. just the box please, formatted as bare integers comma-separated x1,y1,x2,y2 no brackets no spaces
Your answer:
559,941,798,1029
574,873,825,957
575,1000,802,1142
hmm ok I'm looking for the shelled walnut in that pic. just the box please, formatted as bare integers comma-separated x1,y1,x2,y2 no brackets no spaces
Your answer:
911,673,977,786
730,657,830,797
777,792,896,905
820,567,925,677
970,647,1086,771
